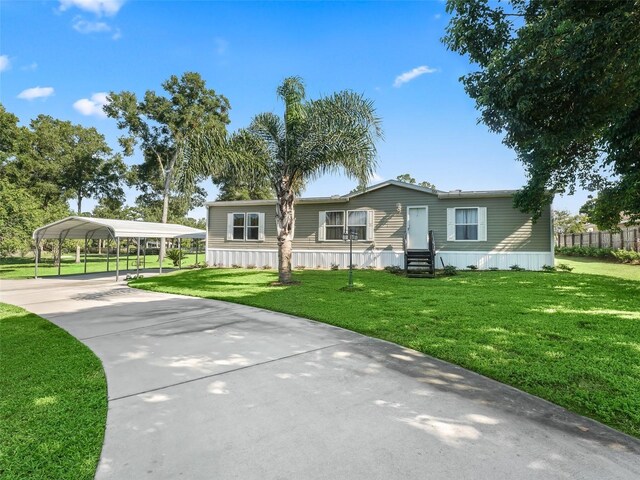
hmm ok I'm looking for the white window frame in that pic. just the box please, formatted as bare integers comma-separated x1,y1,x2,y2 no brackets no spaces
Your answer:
318,210,374,242
323,210,346,242
447,207,487,242
227,212,265,242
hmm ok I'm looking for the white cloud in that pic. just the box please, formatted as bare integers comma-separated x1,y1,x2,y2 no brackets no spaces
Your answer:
73,92,109,117
59,0,125,17
0,55,10,72
73,18,111,33
393,65,438,88
112,28,122,40
17,86,55,100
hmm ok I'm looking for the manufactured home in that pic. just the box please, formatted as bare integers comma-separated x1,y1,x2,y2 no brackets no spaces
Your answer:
205,180,553,272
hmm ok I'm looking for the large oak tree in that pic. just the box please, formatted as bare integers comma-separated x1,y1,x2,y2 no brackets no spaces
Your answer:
105,72,230,260
444,0,640,229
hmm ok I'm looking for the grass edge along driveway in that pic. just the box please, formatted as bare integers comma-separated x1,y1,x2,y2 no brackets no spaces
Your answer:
0,303,107,480
131,268,640,438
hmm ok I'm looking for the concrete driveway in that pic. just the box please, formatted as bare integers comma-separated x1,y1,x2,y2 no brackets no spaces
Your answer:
2,273,639,479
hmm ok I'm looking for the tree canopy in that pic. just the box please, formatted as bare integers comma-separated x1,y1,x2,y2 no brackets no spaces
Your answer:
105,72,230,224
395,173,437,190
444,0,640,229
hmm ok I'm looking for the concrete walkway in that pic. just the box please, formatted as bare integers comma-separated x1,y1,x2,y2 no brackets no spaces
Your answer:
2,274,639,479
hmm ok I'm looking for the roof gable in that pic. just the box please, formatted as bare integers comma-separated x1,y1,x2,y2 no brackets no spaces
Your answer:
344,180,441,199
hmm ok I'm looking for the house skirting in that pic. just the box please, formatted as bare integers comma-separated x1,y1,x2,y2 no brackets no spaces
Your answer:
206,248,554,271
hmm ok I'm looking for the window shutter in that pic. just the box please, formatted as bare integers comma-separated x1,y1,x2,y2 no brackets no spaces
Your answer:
258,213,266,241
366,210,375,241
446,208,455,241
478,207,487,241
318,211,326,241
226,213,234,241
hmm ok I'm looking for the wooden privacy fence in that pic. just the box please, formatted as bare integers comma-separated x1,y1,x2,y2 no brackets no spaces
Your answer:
556,227,639,251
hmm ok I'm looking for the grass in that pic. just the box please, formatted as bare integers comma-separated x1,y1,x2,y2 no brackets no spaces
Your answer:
556,255,640,281
0,252,205,279
0,303,107,479
131,267,640,438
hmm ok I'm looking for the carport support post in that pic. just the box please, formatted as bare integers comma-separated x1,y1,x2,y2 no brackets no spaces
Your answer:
57,234,63,277
195,239,199,265
34,238,40,279
143,239,146,269
84,233,88,274
178,238,182,269
159,238,163,274
136,237,141,277
106,239,110,272
126,238,130,271
115,236,120,281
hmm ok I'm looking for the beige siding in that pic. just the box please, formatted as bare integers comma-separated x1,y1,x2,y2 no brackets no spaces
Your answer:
207,185,551,253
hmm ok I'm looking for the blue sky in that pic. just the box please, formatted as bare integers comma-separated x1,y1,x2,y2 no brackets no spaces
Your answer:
0,0,587,218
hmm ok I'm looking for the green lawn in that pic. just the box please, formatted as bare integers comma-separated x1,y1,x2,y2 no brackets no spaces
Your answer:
0,252,205,279
556,255,640,281
0,303,107,479
131,267,640,437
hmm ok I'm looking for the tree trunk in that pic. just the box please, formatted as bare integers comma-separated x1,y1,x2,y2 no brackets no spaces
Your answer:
159,152,177,267
75,244,81,263
275,182,295,283
98,239,102,255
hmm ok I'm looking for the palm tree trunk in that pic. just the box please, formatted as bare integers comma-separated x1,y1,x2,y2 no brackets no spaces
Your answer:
276,184,295,283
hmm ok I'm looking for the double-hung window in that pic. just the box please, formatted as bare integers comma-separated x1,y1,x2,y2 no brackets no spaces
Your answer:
347,211,367,239
447,207,487,241
325,211,344,240
455,208,478,240
318,210,374,241
227,212,265,241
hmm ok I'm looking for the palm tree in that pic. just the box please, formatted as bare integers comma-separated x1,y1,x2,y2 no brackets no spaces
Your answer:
198,77,383,283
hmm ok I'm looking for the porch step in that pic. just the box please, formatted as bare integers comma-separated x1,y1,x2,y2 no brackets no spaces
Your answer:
405,249,435,278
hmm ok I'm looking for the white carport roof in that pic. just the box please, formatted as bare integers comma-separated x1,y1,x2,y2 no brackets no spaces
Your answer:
33,216,205,242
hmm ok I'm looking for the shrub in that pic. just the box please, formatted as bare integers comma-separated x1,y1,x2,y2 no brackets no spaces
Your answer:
231,264,242,269
296,265,306,270
611,249,640,264
442,265,458,276
246,264,257,269
165,248,184,267
509,264,525,271
466,265,478,270
541,264,556,272
262,265,271,270
489,267,499,271
384,265,403,275
330,263,340,271
556,263,574,272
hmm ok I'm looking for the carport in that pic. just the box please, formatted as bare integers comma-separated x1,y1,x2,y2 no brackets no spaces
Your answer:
32,216,205,281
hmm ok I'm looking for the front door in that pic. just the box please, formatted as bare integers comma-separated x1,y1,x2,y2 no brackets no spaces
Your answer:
406,206,428,249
